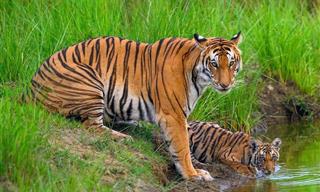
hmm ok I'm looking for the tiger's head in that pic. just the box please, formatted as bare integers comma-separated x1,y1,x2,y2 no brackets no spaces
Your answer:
251,138,282,176
193,32,242,92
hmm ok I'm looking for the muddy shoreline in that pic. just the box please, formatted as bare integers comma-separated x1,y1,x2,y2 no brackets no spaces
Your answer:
253,76,320,134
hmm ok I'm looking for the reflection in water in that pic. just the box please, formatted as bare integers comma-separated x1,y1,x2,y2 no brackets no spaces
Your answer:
231,122,320,192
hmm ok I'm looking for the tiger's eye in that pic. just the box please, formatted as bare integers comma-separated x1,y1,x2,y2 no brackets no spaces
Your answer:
210,60,218,68
229,61,235,67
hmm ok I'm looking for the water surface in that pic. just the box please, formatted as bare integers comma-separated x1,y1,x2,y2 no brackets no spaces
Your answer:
233,122,320,192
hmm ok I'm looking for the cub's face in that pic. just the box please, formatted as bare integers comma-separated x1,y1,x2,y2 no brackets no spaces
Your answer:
194,33,242,92
253,138,282,175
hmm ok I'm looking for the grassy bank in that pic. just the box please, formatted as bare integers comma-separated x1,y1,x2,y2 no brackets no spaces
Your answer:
0,104,166,191
1,0,319,190
0,87,168,191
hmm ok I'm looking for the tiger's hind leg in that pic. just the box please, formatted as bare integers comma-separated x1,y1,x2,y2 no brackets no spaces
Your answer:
83,115,131,140
31,63,130,140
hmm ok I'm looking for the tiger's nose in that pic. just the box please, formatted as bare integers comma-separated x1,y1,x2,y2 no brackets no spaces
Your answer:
264,170,272,175
220,83,229,89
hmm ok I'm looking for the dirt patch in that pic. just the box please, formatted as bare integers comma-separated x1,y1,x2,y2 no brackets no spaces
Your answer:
49,129,127,184
0,177,18,192
49,129,101,158
254,76,320,133
48,128,167,191
166,162,256,192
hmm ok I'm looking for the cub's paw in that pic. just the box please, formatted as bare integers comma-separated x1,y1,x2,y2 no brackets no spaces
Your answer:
190,169,214,181
239,166,257,178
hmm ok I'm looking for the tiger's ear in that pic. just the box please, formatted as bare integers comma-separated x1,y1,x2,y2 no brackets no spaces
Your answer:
194,33,207,49
272,138,282,150
230,31,242,45
249,139,258,153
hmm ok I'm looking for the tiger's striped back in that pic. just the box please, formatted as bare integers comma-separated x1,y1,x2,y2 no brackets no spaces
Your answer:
32,37,152,123
188,121,254,164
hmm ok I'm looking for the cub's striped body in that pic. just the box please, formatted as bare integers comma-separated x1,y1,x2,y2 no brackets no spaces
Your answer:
188,121,281,177
31,33,242,180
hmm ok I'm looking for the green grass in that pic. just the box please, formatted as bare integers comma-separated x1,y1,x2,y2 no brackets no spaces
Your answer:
1,0,320,191
0,87,166,191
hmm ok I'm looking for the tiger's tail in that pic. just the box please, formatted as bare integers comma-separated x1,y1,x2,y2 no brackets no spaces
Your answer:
19,84,33,104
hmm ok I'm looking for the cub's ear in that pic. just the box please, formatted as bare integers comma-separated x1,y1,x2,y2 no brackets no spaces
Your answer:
230,31,242,45
272,138,282,150
194,33,207,49
249,139,258,153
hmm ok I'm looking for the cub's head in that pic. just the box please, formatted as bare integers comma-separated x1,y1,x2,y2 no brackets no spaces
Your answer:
251,138,282,176
193,32,242,92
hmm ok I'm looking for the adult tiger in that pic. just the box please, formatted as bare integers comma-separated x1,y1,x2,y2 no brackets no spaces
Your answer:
188,121,282,177
30,33,242,180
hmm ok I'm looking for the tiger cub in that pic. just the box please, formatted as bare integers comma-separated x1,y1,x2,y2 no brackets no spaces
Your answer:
188,121,281,177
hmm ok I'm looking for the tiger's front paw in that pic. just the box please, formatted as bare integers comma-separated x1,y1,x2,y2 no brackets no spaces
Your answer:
190,169,214,181
239,166,257,178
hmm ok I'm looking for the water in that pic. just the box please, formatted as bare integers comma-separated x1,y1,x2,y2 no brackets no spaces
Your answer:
234,122,320,192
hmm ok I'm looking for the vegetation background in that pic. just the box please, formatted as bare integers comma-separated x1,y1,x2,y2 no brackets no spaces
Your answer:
0,0,319,191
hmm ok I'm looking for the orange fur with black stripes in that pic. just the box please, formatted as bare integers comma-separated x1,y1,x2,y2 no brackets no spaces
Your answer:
188,121,281,177
30,33,242,180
